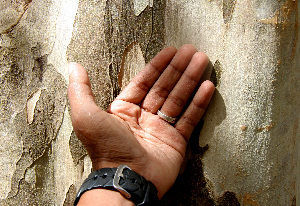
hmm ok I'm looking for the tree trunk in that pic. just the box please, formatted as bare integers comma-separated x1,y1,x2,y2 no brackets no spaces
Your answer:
0,0,299,205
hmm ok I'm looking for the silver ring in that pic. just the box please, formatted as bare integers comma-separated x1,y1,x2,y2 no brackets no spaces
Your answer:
157,110,177,124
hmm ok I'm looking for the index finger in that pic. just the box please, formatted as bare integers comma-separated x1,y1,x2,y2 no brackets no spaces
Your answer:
116,46,177,104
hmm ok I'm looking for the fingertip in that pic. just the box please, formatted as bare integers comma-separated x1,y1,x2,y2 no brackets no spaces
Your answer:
68,62,83,76
68,62,91,86
201,80,215,100
200,80,215,105
179,44,197,53
189,52,210,75
202,80,215,92
68,62,87,76
68,62,95,111
164,46,178,53
194,52,209,64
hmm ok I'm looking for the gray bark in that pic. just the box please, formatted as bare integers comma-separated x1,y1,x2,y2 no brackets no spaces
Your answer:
0,0,299,205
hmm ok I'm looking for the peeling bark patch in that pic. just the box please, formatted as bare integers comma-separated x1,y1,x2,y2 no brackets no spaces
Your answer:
69,131,87,165
20,52,50,125
118,42,145,89
266,0,299,58
257,122,275,132
5,179,38,206
217,192,240,206
241,125,248,132
259,0,297,28
210,60,222,87
133,0,153,16
25,67,67,160
26,89,42,124
8,66,67,198
242,193,260,206
31,146,55,205
24,164,36,185
104,0,165,98
8,127,59,205
63,184,77,206
223,0,236,24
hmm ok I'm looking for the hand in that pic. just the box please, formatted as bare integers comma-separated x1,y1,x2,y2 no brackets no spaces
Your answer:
68,44,215,198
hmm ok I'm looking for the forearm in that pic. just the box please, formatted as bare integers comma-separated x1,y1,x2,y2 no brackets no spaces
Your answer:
77,189,135,206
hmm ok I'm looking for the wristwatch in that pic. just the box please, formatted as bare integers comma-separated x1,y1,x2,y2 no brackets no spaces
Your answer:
74,165,159,206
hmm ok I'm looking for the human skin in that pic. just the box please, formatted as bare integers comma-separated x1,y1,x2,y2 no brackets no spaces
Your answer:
68,44,215,205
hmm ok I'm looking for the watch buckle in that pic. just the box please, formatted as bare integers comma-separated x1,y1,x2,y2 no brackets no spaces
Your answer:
113,165,132,198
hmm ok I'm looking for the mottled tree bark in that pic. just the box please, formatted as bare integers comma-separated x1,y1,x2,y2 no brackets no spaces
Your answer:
0,0,299,205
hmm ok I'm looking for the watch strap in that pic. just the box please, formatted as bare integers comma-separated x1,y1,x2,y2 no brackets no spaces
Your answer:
74,165,159,206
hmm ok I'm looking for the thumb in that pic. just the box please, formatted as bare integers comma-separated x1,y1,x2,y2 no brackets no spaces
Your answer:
67,62,110,138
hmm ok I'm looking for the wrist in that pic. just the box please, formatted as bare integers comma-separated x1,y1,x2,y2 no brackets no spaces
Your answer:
91,160,175,199
75,165,160,206
77,188,135,206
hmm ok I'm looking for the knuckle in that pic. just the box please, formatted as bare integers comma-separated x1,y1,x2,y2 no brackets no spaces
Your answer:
148,61,162,75
168,95,185,108
192,100,206,111
176,127,189,141
169,63,184,75
184,72,198,84
133,79,150,93
154,86,169,99
181,115,198,127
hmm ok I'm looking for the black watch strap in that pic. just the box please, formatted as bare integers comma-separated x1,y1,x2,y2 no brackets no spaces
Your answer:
74,165,159,206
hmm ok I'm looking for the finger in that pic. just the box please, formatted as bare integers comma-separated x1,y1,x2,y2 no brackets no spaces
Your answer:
68,62,95,110
116,46,177,104
175,80,215,141
68,62,110,135
159,52,209,117
141,44,198,113
68,63,145,161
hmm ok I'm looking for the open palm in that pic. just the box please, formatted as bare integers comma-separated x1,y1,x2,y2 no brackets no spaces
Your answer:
68,45,215,198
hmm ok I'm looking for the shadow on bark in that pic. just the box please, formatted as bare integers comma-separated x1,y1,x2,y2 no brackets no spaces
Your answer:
160,90,239,205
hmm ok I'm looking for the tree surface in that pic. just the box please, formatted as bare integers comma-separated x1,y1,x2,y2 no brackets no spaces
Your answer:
0,0,299,205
